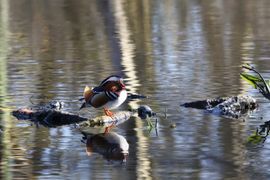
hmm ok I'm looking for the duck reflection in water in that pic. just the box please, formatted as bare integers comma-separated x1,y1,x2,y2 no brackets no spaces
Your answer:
81,132,129,162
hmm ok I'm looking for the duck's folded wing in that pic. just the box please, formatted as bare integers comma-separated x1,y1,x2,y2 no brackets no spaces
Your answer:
90,91,119,108
105,91,119,100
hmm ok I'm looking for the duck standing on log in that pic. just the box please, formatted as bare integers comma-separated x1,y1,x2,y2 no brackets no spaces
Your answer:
80,75,128,132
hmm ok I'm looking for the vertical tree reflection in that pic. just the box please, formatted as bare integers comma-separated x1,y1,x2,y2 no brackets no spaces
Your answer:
111,0,153,179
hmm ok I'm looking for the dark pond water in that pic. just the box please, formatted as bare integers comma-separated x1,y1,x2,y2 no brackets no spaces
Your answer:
1,0,270,179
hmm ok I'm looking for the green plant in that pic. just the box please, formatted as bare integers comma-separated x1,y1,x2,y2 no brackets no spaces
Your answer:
240,64,270,100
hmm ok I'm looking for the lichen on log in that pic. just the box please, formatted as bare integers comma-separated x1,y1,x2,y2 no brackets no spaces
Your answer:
77,111,135,128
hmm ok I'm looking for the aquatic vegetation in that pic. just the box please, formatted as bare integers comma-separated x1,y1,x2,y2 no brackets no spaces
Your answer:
240,64,270,100
247,120,270,144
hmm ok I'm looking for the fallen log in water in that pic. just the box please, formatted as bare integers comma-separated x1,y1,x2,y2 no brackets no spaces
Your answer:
12,108,135,128
181,95,258,119
12,108,87,127
181,97,227,110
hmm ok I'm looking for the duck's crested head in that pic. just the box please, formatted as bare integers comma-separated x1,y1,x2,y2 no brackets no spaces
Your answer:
100,75,126,89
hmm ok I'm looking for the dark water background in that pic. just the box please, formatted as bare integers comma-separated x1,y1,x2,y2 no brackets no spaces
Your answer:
1,0,270,179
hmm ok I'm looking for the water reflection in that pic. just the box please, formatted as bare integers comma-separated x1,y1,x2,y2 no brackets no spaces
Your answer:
82,132,129,162
1,0,270,179
111,0,153,179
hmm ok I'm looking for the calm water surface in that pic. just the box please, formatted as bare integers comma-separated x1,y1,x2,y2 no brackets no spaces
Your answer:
1,0,270,179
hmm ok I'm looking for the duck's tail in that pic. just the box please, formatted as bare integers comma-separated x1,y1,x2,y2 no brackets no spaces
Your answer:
79,86,94,110
83,86,94,102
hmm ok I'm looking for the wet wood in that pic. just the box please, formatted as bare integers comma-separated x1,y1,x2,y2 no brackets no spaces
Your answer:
78,111,134,128
181,95,258,119
181,97,227,109
12,108,135,128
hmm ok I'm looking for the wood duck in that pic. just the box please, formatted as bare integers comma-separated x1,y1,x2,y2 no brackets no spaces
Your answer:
80,75,127,117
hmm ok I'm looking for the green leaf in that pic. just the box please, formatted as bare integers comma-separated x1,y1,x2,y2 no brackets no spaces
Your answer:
240,73,261,81
267,80,270,87
240,73,261,89
247,131,264,144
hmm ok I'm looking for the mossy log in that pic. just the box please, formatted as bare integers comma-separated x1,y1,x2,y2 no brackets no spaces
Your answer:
12,108,135,128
